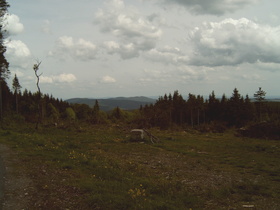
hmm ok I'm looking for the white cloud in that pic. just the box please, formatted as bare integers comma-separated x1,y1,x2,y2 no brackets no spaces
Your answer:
189,18,280,66
103,41,140,59
161,0,259,15
41,73,77,84
49,36,98,61
53,73,77,83
4,40,31,69
41,76,53,84
95,0,162,59
4,40,30,58
2,14,24,36
100,76,116,84
104,41,120,54
140,64,207,84
145,46,189,65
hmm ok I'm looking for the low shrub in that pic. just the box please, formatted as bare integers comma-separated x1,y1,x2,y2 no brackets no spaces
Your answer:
239,121,280,140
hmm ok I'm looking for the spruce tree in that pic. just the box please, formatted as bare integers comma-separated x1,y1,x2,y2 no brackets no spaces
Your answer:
12,74,22,113
229,88,243,126
254,87,266,121
242,94,254,123
207,91,219,122
92,100,100,124
187,93,196,127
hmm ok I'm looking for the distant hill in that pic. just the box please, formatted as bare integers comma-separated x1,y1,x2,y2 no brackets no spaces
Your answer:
66,96,156,111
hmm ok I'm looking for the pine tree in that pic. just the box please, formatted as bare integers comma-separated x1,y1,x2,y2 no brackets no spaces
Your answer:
111,106,123,120
242,94,254,123
254,87,266,102
92,100,100,124
207,91,219,122
93,100,100,113
154,94,172,129
196,95,204,125
12,74,21,113
187,93,196,127
172,90,185,125
220,94,228,122
254,87,266,121
228,88,242,126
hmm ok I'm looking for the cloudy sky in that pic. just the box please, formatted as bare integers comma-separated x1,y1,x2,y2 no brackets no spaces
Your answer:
3,0,280,99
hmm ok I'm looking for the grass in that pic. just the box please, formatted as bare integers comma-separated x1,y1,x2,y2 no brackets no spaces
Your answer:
1,123,280,209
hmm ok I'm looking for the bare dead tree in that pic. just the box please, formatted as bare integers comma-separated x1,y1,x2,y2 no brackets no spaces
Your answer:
33,60,42,129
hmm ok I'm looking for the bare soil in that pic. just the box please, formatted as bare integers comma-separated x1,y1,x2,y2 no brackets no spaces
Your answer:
0,144,35,209
0,144,86,210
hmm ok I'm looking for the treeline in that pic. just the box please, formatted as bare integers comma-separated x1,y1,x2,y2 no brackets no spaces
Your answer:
0,78,133,126
1,81,67,122
136,89,280,131
1,73,280,140
1,76,280,125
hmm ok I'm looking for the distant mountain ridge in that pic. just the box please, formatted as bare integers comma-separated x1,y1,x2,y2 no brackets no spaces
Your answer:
66,96,156,111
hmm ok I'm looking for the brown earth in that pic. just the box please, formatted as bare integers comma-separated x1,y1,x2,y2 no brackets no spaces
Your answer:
0,144,85,210
0,144,35,209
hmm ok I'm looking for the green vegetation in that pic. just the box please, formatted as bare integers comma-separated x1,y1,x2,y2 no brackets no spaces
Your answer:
1,123,280,209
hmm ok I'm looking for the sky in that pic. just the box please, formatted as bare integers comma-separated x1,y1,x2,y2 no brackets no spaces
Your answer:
2,0,280,99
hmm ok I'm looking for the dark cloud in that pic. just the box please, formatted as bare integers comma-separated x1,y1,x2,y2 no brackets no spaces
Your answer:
162,0,259,15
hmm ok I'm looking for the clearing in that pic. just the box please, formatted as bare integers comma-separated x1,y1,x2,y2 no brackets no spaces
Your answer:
0,125,280,209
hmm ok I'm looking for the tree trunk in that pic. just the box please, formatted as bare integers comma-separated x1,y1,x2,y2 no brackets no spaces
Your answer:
190,109,193,127
15,93,18,114
0,80,2,122
197,109,200,126
34,61,42,130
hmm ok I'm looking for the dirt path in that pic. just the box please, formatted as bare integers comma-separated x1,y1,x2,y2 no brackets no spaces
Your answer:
0,152,4,209
0,144,86,210
0,144,35,210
